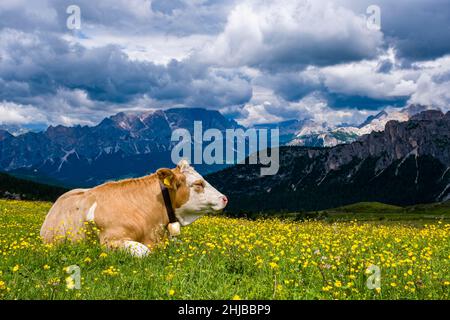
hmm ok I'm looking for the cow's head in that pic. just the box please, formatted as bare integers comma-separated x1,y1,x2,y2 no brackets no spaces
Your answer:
156,160,228,226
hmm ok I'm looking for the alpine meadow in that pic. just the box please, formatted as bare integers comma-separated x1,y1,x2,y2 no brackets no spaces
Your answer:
0,200,449,300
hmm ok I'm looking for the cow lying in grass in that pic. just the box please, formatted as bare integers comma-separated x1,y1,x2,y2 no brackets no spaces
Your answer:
40,160,228,257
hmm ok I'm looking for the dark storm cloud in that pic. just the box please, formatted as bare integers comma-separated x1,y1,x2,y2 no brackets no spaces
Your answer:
0,29,251,109
0,0,235,36
1,0,450,126
326,94,409,111
384,1,450,61
339,0,450,61
258,72,323,102
258,68,411,111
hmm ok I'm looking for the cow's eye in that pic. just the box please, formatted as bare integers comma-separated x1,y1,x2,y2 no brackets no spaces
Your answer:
192,180,205,188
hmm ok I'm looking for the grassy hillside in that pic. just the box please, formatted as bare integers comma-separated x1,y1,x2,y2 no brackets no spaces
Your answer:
405,201,450,215
325,202,404,214
316,201,450,224
0,172,67,202
0,199,449,300
324,201,450,215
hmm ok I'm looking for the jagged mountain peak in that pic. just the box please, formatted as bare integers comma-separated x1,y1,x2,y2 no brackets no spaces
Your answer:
402,104,431,116
0,107,242,186
97,108,241,133
164,107,242,130
254,104,439,148
358,110,388,128
410,109,444,121
100,111,144,131
208,111,450,213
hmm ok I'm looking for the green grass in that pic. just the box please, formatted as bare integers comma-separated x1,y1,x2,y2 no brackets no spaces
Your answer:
326,202,404,214
315,201,450,224
0,199,449,300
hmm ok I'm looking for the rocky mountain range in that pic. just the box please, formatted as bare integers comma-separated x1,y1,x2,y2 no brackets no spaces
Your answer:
265,104,428,147
0,108,241,187
208,110,450,213
0,123,48,137
0,104,441,189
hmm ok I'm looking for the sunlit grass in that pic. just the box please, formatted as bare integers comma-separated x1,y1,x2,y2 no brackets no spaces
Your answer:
0,199,449,300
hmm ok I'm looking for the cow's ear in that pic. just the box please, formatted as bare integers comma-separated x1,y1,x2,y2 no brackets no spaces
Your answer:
177,159,190,172
157,168,176,189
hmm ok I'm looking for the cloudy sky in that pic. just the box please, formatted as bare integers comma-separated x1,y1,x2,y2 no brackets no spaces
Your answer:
1,0,450,128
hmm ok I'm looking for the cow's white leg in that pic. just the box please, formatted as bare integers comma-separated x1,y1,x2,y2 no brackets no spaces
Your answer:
122,240,150,258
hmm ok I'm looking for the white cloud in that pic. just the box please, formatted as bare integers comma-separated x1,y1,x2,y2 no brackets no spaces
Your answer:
0,101,46,124
66,29,213,65
408,74,450,112
198,0,383,70
320,51,417,99
26,88,113,126
235,92,374,127
406,55,450,112
251,50,450,121
236,102,284,127
285,94,373,126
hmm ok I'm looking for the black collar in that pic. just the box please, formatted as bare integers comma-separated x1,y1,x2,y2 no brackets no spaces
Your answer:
159,181,178,224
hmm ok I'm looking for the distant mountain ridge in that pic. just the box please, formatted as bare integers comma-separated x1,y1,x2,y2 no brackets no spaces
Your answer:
0,105,439,188
0,123,48,136
256,104,429,147
208,110,450,213
0,108,241,187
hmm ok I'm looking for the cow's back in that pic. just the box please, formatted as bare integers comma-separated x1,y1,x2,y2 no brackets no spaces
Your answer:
40,188,95,243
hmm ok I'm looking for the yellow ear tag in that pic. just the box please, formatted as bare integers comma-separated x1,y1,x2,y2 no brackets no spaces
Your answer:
163,177,171,187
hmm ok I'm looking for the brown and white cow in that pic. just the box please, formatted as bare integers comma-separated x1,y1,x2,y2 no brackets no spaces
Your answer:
40,160,228,257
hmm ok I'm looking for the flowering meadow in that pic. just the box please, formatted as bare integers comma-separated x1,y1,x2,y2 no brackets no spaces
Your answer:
0,199,449,300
